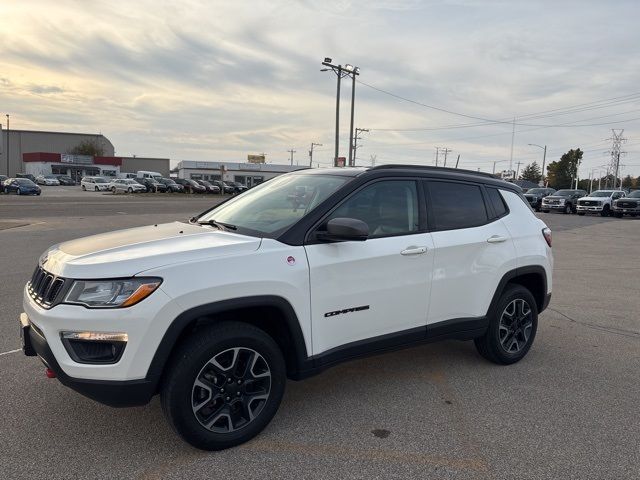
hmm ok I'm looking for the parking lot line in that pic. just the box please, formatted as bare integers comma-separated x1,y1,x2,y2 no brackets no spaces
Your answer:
0,348,21,357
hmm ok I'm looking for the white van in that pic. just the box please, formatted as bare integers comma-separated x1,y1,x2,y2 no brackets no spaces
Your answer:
136,171,162,179
117,172,137,180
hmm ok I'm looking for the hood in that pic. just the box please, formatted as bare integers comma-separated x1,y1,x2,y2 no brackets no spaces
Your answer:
578,196,606,202
40,222,261,279
543,195,568,200
524,193,543,198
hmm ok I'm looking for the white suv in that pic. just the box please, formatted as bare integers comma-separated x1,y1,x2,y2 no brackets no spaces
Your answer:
20,166,553,450
80,176,111,191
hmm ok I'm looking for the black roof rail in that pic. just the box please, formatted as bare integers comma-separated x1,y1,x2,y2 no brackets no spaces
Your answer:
370,164,499,179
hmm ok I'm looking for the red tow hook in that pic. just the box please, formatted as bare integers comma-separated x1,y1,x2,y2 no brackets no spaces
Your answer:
45,368,57,379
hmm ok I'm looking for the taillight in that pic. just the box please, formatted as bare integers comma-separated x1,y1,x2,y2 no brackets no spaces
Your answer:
542,227,552,247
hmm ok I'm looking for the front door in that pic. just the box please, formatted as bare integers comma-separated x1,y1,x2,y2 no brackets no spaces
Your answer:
305,179,434,355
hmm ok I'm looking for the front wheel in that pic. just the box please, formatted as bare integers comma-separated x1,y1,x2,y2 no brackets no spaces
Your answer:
474,285,538,365
16,188,22,195
95,186,99,192
161,322,286,451
128,187,133,193
82,185,86,191
563,204,571,214
111,187,117,193
601,205,610,217
614,212,623,218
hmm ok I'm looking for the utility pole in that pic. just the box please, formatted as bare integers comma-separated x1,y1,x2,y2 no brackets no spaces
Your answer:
347,67,360,166
5,114,9,176
515,161,523,179
527,143,547,186
434,147,440,167
309,143,322,167
370,154,377,167
287,149,296,166
455,154,460,168
352,128,369,166
606,129,626,189
441,148,452,167
321,58,359,167
509,117,516,174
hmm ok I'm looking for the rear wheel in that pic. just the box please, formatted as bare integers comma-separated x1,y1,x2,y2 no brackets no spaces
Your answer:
474,284,538,365
161,322,286,451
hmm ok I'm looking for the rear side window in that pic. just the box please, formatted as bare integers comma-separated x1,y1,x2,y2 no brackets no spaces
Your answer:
428,181,488,230
486,188,508,218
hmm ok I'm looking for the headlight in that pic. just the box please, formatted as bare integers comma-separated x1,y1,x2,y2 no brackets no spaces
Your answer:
558,199,565,205
64,277,161,308
597,201,602,206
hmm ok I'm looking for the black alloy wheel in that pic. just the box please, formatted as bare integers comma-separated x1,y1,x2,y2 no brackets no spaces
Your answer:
162,322,286,450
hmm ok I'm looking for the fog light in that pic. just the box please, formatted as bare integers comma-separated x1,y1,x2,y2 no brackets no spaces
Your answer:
60,331,127,364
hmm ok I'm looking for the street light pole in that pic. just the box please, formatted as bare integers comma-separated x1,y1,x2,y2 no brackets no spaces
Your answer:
528,143,547,186
347,67,360,166
309,142,322,167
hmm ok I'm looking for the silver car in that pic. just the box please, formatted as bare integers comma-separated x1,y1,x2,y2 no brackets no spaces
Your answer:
109,178,146,193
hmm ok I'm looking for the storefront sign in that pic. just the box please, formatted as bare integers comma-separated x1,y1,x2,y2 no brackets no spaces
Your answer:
61,154,93,165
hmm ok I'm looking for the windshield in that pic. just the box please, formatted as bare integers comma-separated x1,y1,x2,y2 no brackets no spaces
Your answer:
162,178,176,184
526,188,548,194
589,191,614,197
625,191,640,198
199,173,349,236
124,179,138,184
555,190,577,196
94,178,109,184
44,175,57,179
16,178,36,186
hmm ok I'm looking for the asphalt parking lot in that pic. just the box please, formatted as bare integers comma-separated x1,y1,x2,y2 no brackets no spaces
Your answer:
1,188,638,479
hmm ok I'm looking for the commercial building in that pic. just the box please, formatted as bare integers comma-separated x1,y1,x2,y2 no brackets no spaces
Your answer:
175,160,307,187
1,128,170,179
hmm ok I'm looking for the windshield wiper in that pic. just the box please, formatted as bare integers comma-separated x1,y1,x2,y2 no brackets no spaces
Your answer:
197,219,238,231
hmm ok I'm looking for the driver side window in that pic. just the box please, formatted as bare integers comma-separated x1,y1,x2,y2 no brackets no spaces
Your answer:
325,180,420,238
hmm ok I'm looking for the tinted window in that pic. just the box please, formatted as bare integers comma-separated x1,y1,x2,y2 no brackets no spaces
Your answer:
429,181,488,230
487,188,508,218
325,180,419,238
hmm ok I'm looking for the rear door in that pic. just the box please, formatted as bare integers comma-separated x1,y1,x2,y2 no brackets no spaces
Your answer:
425,181,517,326
305,179,434,355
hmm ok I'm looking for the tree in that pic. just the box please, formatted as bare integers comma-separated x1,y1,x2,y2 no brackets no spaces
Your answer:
621,175,633,189
636,176,640,188
67,139,105,157
519,161,542,183
546,148,583,189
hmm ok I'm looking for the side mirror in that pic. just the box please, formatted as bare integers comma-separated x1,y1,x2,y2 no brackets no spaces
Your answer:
318,218,369,242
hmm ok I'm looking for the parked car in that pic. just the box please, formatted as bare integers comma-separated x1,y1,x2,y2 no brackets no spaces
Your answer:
157,177,185,193
523,187,556,212
541,189,587,214
175,178,206,194
0,175,7,193
20,165,552,450
55,175,76,186
81,176,111,191
576,190,625,216
35,175,61,186
109,178,147,194
195,180,221,194
4,178,41,195
136,177,168,193
211,180,235,194
612,190,640,218
16,173,36,182
228,181,249,193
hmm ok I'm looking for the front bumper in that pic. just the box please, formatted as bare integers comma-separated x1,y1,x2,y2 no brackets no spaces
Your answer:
542,203,566,210
576,204,604,212
20,313,155,407
612,205,640,214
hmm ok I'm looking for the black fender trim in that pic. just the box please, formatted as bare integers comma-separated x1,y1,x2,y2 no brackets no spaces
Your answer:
487,265,549,317
144,295,309,390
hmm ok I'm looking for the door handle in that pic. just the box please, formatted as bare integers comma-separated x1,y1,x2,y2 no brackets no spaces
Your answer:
487,235,507,244
400,246,428,255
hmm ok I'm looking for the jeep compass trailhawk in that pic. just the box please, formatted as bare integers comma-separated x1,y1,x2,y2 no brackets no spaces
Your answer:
20,165,553,450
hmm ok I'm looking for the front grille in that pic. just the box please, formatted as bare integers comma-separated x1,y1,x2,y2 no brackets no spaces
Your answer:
618,201,638,208
579,200,596,206
547,200,560,205
28,266,67,307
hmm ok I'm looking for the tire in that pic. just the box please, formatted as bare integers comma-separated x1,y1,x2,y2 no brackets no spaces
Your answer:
614,212,623,218
541,210,550,213
563,204,571,214
17,188,21,195
112,187,117,193
82,185,86,191
474,284,538,365
95,186,99,192
128,187,133,193
578,212,585,216
161,321,286,451
600,205,610,217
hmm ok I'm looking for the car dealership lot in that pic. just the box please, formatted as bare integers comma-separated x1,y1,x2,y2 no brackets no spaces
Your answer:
0,194,638,479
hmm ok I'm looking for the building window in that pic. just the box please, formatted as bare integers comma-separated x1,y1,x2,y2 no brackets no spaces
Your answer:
190,173,203,180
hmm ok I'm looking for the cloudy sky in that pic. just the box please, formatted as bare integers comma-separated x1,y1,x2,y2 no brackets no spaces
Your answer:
1,0,639,178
